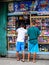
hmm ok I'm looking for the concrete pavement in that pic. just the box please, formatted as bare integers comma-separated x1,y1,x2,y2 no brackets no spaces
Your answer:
0,58,49,65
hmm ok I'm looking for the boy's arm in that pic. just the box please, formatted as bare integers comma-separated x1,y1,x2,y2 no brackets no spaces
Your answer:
37,28,41,37
16,29,18,35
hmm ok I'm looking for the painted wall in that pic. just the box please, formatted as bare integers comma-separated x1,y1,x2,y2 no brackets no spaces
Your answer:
0,3,7,55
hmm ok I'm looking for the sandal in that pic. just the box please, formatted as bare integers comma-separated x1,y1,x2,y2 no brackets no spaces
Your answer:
21,59,25,62
16,58,20,61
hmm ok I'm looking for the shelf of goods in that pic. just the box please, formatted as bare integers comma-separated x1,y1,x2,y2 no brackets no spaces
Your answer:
7,16,16,50
7,1,49,54
7,15,49,54
30,15,49,53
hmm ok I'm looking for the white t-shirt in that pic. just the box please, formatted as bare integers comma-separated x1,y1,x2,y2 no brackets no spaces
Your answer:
16,27,27,42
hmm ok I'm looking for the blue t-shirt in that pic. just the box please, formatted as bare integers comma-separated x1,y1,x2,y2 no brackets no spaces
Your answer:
27,26,40,44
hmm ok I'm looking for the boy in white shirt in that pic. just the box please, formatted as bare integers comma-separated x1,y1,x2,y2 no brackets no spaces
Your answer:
16,23,27,62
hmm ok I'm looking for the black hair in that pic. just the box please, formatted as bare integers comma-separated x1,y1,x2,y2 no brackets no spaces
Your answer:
42,19,45,21
20,23,25,27
32,19,36,25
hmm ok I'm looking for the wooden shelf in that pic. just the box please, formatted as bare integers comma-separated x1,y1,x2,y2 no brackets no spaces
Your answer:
30,15,49,46
7,13,49,51
30,16,49,19
8,42,16,49
8,42,49,44
8,42,16,44
7,29,16,30
7,26,15,28
39,35,49,37
39,42,49,44
7,34,16,36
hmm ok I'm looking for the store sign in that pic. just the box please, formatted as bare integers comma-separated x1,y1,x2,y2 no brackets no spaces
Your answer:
8,1,37,12
8,1,49,15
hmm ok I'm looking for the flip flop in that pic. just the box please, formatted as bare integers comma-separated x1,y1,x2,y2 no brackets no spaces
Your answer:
16,58,20,61
17,59,20,61
21,59,25,62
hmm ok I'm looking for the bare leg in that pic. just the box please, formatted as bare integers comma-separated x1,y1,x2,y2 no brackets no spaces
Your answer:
16,52,20,61
22,51,25,61
28,53,30,61
33,53,36,63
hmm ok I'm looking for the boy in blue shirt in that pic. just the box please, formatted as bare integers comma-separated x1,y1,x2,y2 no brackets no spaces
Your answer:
27,20,40,63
